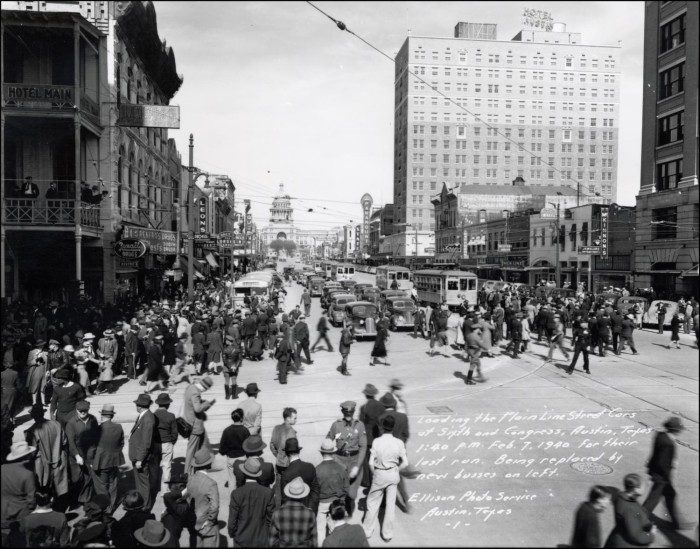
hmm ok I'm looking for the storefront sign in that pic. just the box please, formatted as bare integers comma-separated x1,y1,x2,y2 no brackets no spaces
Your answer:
539,207,557,220
114,238,147,259
502,260,526,269
198,198,208,234
123,227,177,254
600,207,609,259
117,258,140,270
117,104,180,128
580,246,601,255
4,84,73,102
498,244,512,252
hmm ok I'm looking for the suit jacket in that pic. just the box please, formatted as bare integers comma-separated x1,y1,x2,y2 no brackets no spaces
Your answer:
183,384,213,436
360,399,386,444
241,317,258,337
233,457,275,488
228,480,275,546
293,322,310,343
646,431,675,481
1,462,36,528
187,471,219,535
378,409,410,443
239,397,262,436
604,493,653,548
128,409,156,462
65,414,100,464
154,408,178,445
93,420,125,470
281,459,320,513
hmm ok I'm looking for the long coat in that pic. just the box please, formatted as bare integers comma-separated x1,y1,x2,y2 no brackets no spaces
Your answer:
1,462,36,529
187,471,220,537
26,349,48,394
604,493,653,547
25,419,70,496
93,420,125,471
206,330,224,362
228,480,275,546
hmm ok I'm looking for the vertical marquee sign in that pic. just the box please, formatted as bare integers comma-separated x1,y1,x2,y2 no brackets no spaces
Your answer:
198,198,208,234
599,206,609,258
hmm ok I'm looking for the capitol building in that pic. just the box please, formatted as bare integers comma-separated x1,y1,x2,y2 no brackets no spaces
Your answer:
259,184,340,252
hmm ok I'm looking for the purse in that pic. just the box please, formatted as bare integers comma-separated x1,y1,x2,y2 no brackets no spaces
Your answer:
176,417,193,438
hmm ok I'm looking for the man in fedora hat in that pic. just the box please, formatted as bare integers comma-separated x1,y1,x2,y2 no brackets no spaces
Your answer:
316,438,349,544
281,438,320,514
359,384,385,490
92,404,124,514
617,313,638,355
125,323,140,379
130,394,159,513
134,519,171,548
643,416,686,530
154,393,177,486
25,404,69,500
186,447,220,547
239,382,262,436
232,435,275,489
270,477,316,547
326,401,367,517
113,490,154,548
65,400,99,505
183,377,216,476
162,474,197,547
293,314,313,370
1,441,37,547
228,457,275,547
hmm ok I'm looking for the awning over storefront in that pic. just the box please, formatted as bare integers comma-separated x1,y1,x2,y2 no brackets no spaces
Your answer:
523,266,552,271
205,252,219,269
680,264,699,278
179,256,207,279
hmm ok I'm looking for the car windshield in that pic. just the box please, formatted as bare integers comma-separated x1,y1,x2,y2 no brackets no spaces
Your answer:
391,300,413,309
351,305,377,318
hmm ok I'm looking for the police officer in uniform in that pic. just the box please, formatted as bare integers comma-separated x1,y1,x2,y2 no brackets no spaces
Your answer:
326,400,367,517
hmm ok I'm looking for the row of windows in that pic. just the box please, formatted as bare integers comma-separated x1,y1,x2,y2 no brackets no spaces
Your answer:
410,112,617,130
409,82,617,98
410,67,618,83
411,139,613,152
407,166,615,185
411,49,617,69
411,125,615,140
411,96,617,113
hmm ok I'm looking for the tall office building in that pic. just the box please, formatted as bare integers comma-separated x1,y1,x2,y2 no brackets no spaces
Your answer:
393,18,621,229
634,1,698,297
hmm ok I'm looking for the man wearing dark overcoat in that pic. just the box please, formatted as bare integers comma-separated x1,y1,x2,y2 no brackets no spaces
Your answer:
129,393,159,513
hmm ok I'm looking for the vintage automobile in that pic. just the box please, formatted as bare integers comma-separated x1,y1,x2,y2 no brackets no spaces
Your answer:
595,291,623,307
328,293,357,326
379,289,411,311
309,276,325,297
386,296,416,331
340,279,357,291
354,283,374,299
361,287,381,304
322,287,346,311
616,296,649,316
645,300,678,327
545,287,577,300
343,301,378,339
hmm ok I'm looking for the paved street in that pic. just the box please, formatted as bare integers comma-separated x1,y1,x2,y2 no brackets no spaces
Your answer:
11,273,698,547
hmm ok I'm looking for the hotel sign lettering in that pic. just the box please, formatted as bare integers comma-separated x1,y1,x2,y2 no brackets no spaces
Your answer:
4,85,73,102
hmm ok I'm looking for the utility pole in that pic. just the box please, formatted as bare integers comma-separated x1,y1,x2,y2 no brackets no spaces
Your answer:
187,134,194,301
555,202,561,288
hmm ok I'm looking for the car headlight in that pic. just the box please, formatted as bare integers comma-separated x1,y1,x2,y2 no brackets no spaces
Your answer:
360,319,365,325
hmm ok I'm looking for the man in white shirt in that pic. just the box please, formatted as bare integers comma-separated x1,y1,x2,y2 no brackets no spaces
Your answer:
239,383,262,436
362,415,408,542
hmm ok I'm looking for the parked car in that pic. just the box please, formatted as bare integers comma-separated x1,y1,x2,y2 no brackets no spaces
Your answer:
386,297,416,331
595,291,623,307
379,289,411,312
645,300,678,327
546,287,577,300
344,301,378,339
328,293,357,326
617,296,648,316
340,279,357,291
309,276,325,297
362,287,381,305
354,283,374,299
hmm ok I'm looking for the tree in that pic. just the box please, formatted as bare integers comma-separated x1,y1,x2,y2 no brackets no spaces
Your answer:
269,239,297,256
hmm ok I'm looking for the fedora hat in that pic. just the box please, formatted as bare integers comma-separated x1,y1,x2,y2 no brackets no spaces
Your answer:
379,393,397,408
320,438,337,454
245,382,260,395
389,378,404,390
239,457,263,478
283,437,302,455
134,519,171,547
362,383,378,397
6,441,36,462
82,332,95,340
199,376,213,390
193,447,213,468
242,435,267,454
34,339,46,347
103,329,114,336
664,416,684,433
165,473,188,485
155,393,172,406
133,394,153,407
100,404,115,417
54,368,72,380
283,476,310,500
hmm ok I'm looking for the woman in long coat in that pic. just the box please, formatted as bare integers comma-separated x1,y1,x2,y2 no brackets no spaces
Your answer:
26,340,48,405
25,404,69,497
371,315,390,366
478,313,496,357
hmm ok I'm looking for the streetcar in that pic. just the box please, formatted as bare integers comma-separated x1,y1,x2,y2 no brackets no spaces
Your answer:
332,263,355,282
413,269,478,308
375,265,413,291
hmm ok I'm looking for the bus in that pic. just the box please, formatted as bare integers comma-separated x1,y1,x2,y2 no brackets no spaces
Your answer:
321,260,335,280
376,265,413,291
231,271,275,308
413,269,478,308
332,263,355,282
313,261,324,275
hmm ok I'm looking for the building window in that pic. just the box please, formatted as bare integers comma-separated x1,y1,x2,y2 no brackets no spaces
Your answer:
658,62,684,100
652,206,677,239
657,111,684,146
660,13,686,53
656,158,682,191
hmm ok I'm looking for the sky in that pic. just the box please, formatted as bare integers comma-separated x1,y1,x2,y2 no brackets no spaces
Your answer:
155,1,645,228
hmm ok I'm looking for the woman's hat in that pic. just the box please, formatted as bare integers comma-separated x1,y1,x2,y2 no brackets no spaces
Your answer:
283,476,310,500
242,435,267,454
134,519,172,547
6,441,37,462
239,457,263,478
